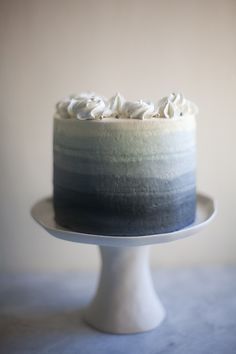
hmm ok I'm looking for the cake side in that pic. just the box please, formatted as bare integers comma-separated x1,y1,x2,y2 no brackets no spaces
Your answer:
53,115,196,235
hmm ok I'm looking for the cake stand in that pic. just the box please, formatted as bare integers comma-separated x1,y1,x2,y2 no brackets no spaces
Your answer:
31,193,216,334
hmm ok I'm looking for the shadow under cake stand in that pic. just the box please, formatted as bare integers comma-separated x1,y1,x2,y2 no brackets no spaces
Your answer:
31,192,216,334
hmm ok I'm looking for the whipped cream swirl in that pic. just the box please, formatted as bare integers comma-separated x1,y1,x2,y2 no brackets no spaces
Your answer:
156,92,199,118
55,92,198,120
67,93,106,120
55,95,75,118
122,100,155,119
108,93,125,117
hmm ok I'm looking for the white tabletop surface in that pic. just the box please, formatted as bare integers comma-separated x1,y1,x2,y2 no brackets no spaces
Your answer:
0,267,235,354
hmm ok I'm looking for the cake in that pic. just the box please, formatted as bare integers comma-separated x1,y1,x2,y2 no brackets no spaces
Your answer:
53,92,198,236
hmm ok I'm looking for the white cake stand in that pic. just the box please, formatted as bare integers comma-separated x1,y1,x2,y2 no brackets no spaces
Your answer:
31,192,216,334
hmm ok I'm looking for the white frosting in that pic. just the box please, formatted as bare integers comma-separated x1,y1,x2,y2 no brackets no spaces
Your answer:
108,93,125,117
67,93,106,120
122,100,155,119
55,95,75,118
55,92,198,120
156,92,199,118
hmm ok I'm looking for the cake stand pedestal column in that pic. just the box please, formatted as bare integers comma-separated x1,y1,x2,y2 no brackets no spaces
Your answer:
84,245,165,333
31,193,216,334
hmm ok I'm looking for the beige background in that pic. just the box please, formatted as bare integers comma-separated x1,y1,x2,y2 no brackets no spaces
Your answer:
1,0,236,273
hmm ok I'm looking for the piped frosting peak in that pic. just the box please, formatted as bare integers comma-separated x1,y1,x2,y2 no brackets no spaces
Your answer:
123,100,155,120
108,93,125,117
55,92,198,120
155,93,199,118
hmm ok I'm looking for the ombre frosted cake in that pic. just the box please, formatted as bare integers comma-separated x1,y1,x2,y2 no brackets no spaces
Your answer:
53,92,198,236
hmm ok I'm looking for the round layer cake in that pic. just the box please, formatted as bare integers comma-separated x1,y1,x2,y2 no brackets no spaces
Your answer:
53,92,197,236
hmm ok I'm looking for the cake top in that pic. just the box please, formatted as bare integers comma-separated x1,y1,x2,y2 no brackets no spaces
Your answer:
55,92,198,121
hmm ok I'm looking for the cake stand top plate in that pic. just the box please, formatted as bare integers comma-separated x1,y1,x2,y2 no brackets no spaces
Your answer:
31,193,216,247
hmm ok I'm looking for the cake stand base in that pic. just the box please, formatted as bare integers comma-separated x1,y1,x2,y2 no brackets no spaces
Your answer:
31,193,216,334
84,245,165,333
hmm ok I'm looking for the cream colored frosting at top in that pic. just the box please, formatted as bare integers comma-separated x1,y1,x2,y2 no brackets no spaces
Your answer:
67,93,106,120
155,92,199,118
55,92,198,120
108,93,125,117
122,100,155,119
